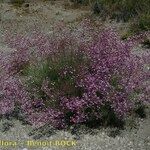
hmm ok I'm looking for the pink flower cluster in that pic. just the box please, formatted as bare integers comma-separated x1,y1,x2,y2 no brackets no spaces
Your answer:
0,22,149,128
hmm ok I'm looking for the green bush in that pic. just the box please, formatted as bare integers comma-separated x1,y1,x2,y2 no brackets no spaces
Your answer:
21,50,86,103
130,13,150,33
97,0,149,21
71,0,150,23
124,13,150,39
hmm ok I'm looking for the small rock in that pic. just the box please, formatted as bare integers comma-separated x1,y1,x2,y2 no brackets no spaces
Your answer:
23,3,29,8
22,148,28,150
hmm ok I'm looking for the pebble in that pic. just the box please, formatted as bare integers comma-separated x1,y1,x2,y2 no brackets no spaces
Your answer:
22,148,28,150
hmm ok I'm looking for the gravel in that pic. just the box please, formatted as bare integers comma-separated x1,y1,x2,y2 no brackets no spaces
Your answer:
0,1,149,150
0,112,149,150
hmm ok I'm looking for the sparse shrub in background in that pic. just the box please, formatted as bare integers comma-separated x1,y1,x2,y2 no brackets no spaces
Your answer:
70,0,150,23
130,13,150,34
125,13,150,45
101,0,149,22
9,0,25,7
0,21,149,129
70,0,88,4
70,0,150,42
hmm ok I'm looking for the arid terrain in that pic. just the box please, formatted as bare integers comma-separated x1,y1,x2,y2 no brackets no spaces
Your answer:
0,1,149,150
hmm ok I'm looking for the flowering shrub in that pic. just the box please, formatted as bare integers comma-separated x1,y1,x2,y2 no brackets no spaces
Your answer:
0,21,149,129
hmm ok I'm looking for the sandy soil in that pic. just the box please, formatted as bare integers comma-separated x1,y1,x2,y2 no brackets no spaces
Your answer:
0,1,149,150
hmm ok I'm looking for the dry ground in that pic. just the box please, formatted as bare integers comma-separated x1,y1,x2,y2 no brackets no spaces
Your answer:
0,1,149,150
